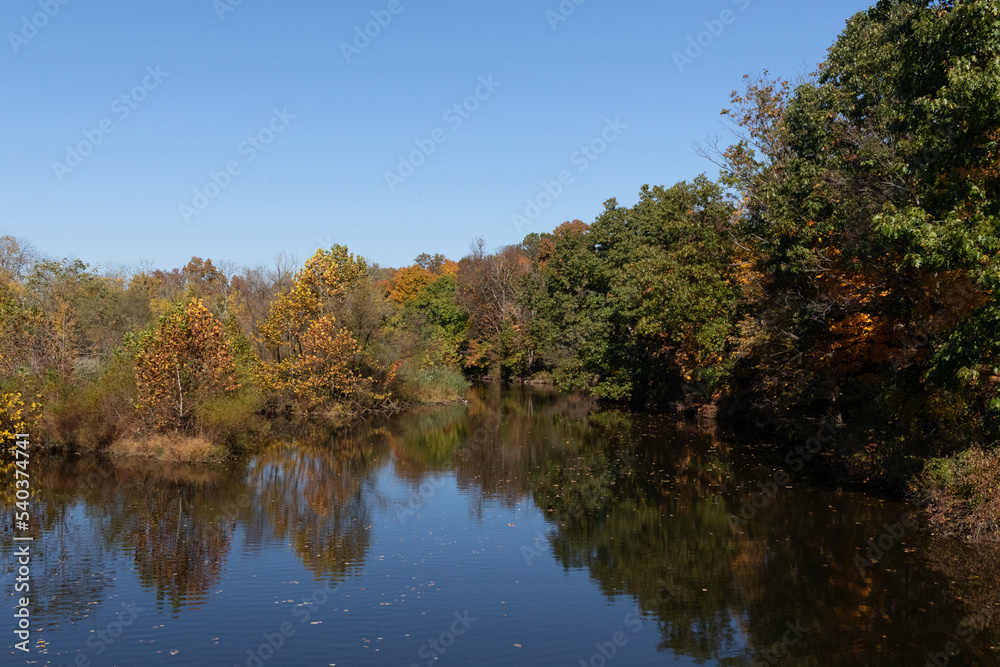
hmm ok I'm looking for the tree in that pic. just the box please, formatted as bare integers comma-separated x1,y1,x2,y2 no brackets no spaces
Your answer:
414,252,447,273
132,299,239,430
259,246,367,361
256,246,395,416
388,265,435,304
26,259,106,377
712,0,1000,466
531,180,740,404
456,239,531,380
0,235,37,284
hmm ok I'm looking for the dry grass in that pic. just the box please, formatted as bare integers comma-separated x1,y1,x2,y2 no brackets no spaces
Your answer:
109,433,228,464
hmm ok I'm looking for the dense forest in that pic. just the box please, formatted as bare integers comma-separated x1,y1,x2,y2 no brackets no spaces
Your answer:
2,0,999,537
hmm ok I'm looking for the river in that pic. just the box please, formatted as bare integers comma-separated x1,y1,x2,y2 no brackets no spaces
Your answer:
2,385,999,665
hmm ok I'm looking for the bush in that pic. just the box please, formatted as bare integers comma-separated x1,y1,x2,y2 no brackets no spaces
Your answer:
37,354,137,451
194,388,268,453
914,447,1000,541
395,364,468,404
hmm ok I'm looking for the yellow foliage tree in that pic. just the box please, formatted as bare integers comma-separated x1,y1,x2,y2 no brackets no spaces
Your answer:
257,246,395,416
0,391,36,508
259,246,367,359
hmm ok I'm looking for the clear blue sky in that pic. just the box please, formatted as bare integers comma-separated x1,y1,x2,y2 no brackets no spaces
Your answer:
1,0,873,271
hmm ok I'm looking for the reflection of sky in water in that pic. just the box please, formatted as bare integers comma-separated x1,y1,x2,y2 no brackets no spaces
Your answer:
1,387,999,665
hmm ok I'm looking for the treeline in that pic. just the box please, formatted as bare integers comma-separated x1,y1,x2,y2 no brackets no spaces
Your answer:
503,0,999,527
0,242,480,458
1,0,998,530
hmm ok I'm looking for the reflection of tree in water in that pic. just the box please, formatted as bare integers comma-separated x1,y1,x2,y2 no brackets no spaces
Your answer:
718,446,1000,665
389,387,746,659
248,426,383,581
389,387,1000,665
453,388,538,516
529,411,747,662
0,501,113,628
83,459,245,613
12,428,385,622
120,486,232,612
13,386,1000,665
910,537,1000,662
390,384,596,516
529,406,1000,665
0,455,247,621
388,403,467,477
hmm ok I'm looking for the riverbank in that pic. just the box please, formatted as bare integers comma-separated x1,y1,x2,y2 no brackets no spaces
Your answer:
707,398,1000,543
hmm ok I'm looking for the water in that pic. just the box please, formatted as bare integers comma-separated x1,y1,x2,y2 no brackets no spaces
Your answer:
2,385,999,666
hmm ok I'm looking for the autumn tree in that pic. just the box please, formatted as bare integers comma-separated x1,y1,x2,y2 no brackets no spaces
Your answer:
132,298,239,431
456,239,532,380
712,0,1000,472
257,246,395,416
388,265,435,305
259,247,366,359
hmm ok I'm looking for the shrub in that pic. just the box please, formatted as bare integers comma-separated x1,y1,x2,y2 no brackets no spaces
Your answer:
914,447,1000,541
37,354,137,451
395,364,468,404
194,388,268,453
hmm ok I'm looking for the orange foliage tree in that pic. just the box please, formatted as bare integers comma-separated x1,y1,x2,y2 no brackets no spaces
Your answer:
132,299,239,431
388,265,434,304
388,258,459,305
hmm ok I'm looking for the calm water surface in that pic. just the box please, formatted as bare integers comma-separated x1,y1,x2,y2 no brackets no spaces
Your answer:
2,386,999,666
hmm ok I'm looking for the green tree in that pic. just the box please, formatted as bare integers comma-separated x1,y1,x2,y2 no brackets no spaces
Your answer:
715,0,1000,474
532,179,740,404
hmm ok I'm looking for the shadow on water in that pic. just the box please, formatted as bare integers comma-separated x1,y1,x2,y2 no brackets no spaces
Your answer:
1,384,998,664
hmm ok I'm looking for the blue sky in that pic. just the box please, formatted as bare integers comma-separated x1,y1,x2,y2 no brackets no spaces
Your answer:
1,0,873,271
